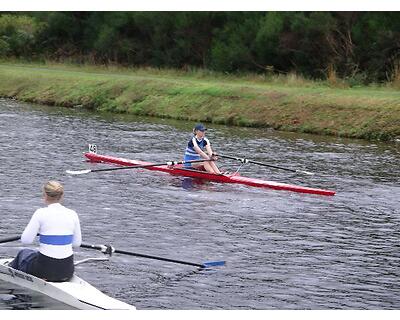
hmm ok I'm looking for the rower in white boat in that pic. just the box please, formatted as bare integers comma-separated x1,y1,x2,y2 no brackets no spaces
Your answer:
0,180,135,309
9,181,81,282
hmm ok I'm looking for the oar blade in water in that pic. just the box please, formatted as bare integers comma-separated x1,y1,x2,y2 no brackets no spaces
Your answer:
296,170,314,175
202,260,226,268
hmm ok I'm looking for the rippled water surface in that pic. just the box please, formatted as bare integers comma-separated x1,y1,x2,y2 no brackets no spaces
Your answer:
0,98,399,310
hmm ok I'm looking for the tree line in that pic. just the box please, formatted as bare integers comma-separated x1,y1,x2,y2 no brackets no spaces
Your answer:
0,12,399,84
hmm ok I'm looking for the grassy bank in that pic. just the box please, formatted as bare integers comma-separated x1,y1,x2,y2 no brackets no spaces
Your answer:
0,62,399,141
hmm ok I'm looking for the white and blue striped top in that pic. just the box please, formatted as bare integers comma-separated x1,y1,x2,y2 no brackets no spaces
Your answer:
21,203,82,259
184,136,210,160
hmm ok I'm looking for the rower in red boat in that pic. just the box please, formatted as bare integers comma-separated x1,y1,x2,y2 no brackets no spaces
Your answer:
183,123,222,174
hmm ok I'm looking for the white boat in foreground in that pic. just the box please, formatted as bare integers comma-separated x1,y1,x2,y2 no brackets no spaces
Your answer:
0,258,135,310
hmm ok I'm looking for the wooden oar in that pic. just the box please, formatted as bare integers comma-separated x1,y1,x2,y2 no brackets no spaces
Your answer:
0,235,21,244
216,153,314,175
81,243,225,269
66,158,212,175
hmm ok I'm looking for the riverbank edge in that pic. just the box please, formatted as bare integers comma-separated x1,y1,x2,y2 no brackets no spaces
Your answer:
0,63,399,141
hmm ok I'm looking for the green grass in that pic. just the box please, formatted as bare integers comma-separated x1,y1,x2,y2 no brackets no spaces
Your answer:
0,61,399,141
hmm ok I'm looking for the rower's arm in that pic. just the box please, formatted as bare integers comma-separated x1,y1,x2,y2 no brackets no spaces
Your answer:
192,138,210,160
205,143,213,157
72,215,82,247
21,211,40,244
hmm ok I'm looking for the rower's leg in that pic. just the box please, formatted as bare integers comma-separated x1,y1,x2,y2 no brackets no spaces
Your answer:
191,163,206,171
203,161,221,174
209,161,222,174
9,249,38,273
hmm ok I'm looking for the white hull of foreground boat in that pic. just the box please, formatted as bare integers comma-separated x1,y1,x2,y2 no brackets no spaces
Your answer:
0,258,135,310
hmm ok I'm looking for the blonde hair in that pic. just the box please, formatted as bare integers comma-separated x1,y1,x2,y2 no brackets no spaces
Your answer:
43,181,64,201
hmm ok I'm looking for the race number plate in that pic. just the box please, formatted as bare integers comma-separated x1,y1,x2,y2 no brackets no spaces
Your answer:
88,144,97,154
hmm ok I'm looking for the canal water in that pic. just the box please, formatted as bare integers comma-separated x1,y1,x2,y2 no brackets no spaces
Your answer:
0,98,399,309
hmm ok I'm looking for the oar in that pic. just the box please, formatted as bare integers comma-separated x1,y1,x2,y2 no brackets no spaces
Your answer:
0,235,21,244
66,158,212,175
216,154,314,175
80,243,225,269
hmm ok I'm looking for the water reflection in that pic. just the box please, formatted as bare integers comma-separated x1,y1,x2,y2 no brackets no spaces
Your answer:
0,291,36,310
180,178,208,190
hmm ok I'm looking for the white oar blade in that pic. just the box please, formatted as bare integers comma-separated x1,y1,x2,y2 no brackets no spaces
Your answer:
66,169,92,175
298,170,314,175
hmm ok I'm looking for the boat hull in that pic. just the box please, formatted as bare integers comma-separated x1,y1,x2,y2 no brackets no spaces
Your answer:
0,258,135,310
84,152,336,196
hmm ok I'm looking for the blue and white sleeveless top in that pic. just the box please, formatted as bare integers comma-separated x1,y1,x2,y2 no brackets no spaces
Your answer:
184,136,210,163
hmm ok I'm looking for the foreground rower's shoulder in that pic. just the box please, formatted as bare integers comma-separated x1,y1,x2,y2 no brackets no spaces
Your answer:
60,205,79,216
33,207,47,217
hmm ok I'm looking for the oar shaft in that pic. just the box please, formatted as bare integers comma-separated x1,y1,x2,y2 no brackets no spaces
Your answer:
89,161,177,173
0,235,21,244
217,154,308,174
114,249,204,268
67,159,212,174
81,243,204,268
249,159,297,172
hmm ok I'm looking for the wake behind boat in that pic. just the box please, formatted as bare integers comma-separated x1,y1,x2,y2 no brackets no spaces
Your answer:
0,258,135,310
83,152,336,196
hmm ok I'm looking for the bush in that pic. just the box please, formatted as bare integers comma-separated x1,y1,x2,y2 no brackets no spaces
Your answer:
0,14,43,57
0,38,10,56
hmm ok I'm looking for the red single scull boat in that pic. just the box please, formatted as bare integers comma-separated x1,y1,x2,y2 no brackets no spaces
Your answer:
84,152,335,196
